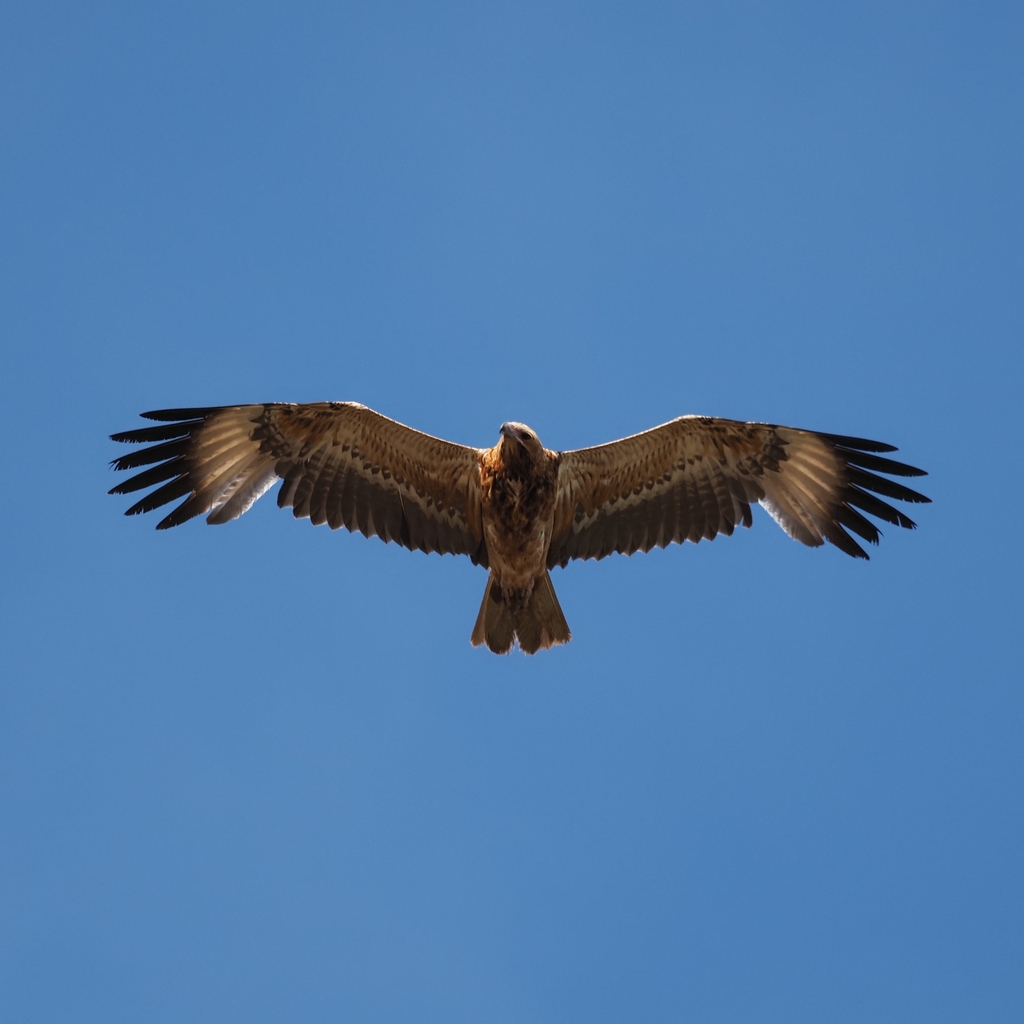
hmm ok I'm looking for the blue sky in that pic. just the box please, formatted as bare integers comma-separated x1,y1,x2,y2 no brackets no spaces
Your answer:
2,2,1021,1021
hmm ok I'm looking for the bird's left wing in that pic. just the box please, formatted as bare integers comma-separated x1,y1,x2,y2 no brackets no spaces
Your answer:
547,415,929,566
110,403,489,564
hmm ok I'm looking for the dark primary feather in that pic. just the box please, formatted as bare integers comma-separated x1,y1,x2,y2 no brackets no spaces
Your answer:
840,450,927,477
110,422,199,444
845,467,928,504
843,485,916,528
140,407,223,421
818,432,899,453
125,476,195,517
110,437,191,471
108,459,185,494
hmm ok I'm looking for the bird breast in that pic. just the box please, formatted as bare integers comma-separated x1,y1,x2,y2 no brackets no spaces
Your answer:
479,456,557,588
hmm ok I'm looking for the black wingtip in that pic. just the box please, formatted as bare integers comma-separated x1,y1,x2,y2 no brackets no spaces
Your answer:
846,467,930,505
111,422,196,444
140,407,222,422
820,432,899,454
819,428,931,559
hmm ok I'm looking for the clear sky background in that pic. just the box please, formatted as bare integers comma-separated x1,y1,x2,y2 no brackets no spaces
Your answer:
2,2,1021,1021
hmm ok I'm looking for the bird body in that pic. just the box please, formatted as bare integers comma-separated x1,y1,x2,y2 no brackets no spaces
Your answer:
110,402,929,654
475,423,567,653
479,424,558,593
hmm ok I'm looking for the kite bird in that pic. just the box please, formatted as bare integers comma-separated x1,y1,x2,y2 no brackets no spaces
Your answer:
110,403,929,654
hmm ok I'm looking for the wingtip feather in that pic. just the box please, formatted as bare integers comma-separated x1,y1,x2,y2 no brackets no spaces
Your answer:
140,407,222,422
819,432,899,454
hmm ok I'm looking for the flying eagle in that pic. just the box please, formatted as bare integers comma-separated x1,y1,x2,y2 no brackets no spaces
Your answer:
110,403,929,654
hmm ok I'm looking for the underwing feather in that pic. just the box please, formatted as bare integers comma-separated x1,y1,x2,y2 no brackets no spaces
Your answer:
548,417,929,566
110,403,487,562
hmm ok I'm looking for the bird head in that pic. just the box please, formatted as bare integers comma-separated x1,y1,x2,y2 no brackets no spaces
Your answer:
499,421,545,461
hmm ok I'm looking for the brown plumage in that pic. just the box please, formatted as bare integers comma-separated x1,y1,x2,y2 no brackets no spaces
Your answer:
110,403,930,654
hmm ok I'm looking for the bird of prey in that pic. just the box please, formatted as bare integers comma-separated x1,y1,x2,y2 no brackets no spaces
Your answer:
110,403,929,654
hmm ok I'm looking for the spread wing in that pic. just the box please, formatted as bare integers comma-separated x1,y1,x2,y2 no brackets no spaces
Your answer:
110,403,489,565
547,415,929,567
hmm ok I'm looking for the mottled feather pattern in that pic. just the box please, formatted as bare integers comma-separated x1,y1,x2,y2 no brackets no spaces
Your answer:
111,402,929,653
110,403,488,564
547,416,929,566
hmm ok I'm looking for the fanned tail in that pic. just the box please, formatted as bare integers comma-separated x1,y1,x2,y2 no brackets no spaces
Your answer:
470,571,571,655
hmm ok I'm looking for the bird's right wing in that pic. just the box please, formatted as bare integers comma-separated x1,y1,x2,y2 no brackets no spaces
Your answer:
548,415,929,566
110,403,489,564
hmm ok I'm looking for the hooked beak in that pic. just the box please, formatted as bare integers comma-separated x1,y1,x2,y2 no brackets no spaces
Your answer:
499,422,537,449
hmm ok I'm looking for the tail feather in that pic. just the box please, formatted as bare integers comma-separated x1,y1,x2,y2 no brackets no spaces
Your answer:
471,574,516,654
471,571,571,655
